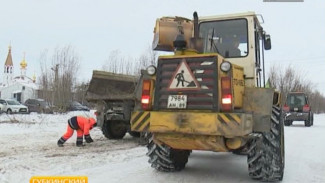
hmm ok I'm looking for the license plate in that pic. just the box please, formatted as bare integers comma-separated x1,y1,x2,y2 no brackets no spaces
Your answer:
112,107,123,111
294,107,298,111
167,95,187,109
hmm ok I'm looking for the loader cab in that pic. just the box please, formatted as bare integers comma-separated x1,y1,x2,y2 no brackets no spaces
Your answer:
152,12,271,88
198,12,271,87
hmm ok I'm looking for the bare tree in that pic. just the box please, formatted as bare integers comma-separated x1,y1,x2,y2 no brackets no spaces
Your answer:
309,90,325,114
134,46,158,75
102,50,120,73
39,49,54,104
74,81,90,105
39,45,80,111
268,64,325,113
102,45,159,75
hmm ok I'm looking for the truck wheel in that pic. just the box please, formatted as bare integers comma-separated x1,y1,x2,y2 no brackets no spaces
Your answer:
102,120,127,139
247,106,285,181
310,112,314,126
305,114,312,127
147,133,191,172
304,120,311,127
128,131,141,138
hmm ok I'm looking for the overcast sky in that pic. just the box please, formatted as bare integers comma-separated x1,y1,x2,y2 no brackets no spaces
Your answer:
0,0,324,94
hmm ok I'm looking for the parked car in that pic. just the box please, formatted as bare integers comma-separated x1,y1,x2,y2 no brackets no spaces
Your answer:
24,98,54,114
282,92,313,127
0,99,29,114
0,100,4,114
67,101,90,111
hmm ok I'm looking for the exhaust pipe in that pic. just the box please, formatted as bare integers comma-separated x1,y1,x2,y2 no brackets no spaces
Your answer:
191,11,203,53
193,11,199,39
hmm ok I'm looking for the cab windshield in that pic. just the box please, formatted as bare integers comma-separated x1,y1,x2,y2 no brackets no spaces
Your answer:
199,19,248,58
287,94,306,107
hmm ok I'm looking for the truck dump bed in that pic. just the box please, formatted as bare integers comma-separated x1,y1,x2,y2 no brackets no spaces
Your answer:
85,70,138,101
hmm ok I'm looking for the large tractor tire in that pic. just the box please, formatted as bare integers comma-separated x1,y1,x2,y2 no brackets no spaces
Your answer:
138,132,149,145
147,133,191,172
247,106,285,181
128,131,141,138
232,145,249,155
102,120,127,139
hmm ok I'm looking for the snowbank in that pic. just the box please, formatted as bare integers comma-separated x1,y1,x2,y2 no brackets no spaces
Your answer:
0,113,324,183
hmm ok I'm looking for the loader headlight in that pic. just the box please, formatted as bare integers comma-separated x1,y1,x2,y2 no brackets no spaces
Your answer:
146,65,157,75
220,61,231,72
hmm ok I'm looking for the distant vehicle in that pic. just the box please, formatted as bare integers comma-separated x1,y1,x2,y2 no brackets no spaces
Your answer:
85,70,141,140
0,100,4,114
24,98,54,114
0,99,29,114
282,92,313,127
67,101,90,111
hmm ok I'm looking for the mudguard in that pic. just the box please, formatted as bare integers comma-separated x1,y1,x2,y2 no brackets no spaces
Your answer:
243,87,274,132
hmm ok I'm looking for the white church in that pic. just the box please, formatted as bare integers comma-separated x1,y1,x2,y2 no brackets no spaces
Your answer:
0,46,39,103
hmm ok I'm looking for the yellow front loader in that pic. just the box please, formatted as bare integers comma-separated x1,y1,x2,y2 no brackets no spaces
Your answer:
131,12,284,181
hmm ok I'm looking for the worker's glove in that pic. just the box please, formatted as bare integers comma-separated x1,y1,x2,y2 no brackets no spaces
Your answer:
85,134,94,143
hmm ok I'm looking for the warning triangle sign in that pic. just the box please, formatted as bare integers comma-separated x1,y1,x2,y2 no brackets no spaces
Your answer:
168,59,200,90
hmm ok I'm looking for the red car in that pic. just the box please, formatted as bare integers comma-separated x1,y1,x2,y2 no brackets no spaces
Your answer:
282,92,313,127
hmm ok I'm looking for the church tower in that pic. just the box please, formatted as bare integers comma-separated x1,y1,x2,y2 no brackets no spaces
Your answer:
3,46,14,85
20,52,27,78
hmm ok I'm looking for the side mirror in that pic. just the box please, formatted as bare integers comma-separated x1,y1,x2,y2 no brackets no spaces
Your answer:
264,34,272,50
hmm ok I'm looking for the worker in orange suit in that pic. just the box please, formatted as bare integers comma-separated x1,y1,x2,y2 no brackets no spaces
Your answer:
57,116,97,147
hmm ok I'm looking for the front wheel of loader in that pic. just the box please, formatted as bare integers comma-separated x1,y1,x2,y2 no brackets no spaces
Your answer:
102,120,127,139
247,106,285,181
128,131,141,138
147,133,191,172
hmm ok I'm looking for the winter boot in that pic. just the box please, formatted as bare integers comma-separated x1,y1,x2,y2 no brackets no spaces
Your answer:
57,137,66,147
76,136,84,147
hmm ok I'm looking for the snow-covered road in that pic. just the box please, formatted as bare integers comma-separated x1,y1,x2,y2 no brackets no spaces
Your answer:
0,112,324,183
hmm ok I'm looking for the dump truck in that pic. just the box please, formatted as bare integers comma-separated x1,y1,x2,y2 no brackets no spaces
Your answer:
85,70,141,139
130,12,284,181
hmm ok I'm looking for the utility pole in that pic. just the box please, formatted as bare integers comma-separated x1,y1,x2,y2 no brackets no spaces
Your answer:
51,64,59,107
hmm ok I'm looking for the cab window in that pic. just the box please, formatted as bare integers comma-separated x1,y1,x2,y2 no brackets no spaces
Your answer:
199,19,248,58
287,94,306,106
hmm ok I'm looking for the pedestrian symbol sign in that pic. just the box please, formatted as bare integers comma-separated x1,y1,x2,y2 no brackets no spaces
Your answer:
168,59,200,90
